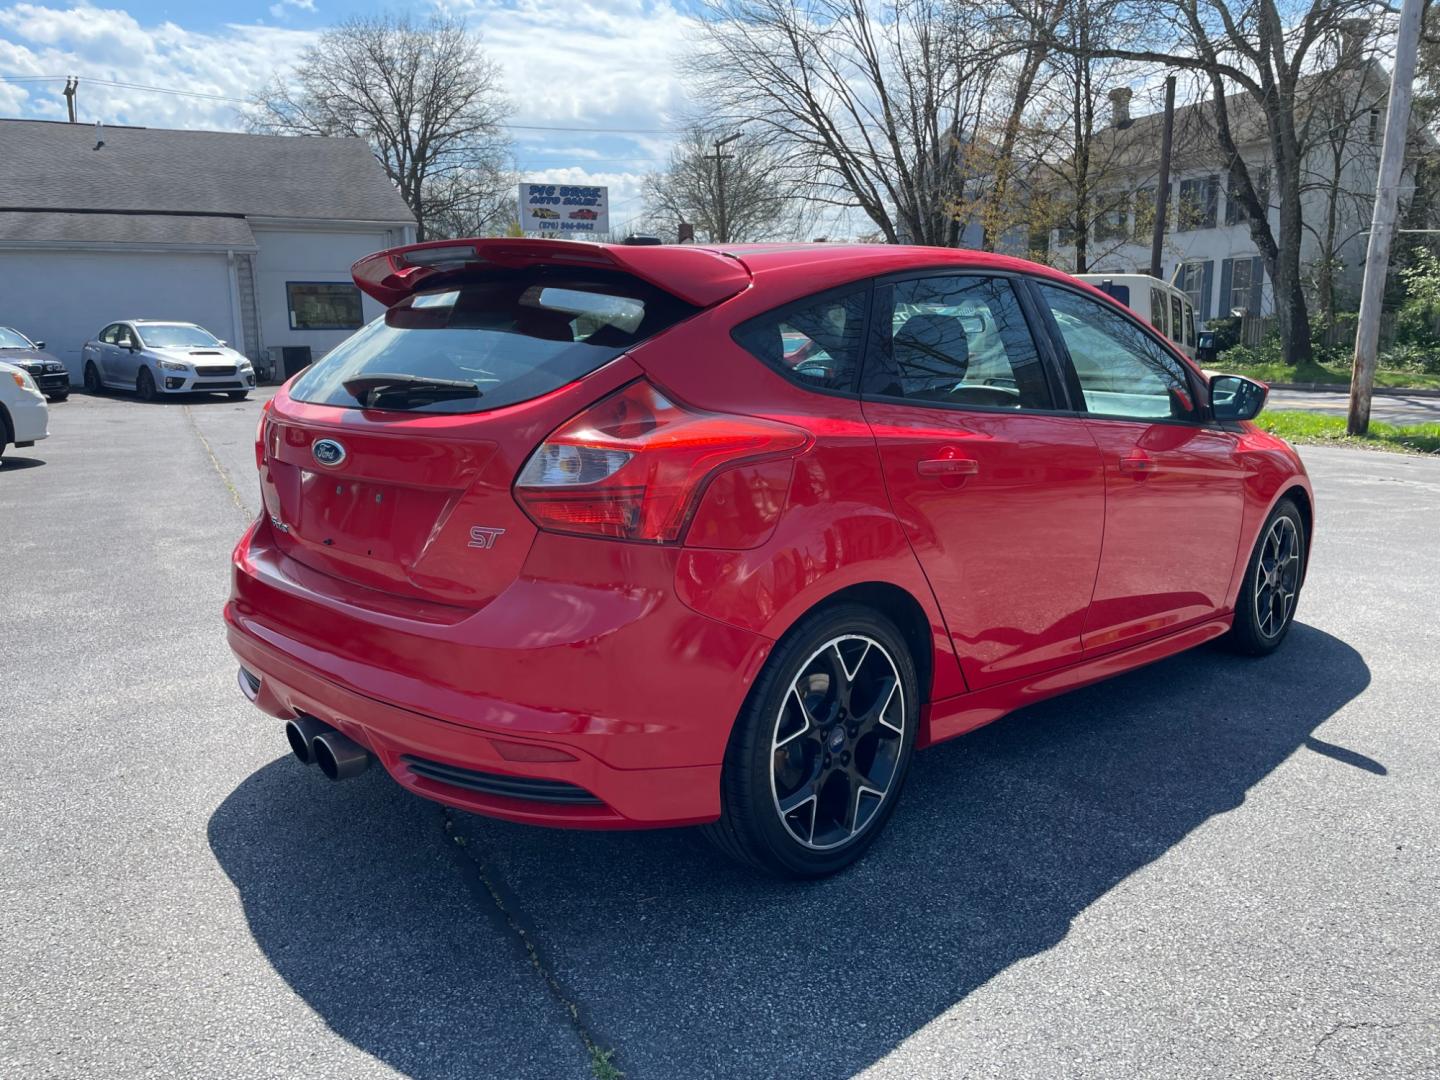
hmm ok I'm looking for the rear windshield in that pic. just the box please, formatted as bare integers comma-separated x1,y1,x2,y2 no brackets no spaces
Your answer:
288,270,696,414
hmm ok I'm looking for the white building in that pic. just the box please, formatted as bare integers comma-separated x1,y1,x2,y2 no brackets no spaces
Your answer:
0,119,416,383
1048,59,1414,329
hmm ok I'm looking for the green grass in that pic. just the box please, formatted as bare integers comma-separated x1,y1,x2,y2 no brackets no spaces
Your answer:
1219,359,1440,391
1256,410,1440,454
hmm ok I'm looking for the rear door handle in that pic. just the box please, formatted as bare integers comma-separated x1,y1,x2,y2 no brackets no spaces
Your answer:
917,453,979,477
1119,452,1157,475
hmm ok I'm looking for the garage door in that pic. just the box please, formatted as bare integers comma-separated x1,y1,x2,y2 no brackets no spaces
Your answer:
0,251,237,383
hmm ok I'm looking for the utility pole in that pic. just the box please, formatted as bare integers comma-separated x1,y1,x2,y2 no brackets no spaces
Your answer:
62,76,77,124
1149,75,1175,279
1349,0,1423,435
712,132,741,243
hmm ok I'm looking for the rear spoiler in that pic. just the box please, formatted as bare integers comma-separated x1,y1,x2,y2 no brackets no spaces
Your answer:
352,238,752,309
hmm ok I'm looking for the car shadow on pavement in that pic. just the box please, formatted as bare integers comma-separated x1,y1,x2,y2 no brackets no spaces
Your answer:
209,623,1370,1080
0,455,46,471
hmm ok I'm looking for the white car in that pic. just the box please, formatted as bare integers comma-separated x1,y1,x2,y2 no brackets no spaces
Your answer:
81,320,255,401
0,359,50,461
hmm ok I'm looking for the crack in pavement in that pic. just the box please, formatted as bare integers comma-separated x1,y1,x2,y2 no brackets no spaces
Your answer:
443,809,624,1080
1311,1019,1408,1058
184,403,256,521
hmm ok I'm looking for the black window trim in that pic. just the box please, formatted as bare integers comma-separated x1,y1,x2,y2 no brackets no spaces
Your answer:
1018,276,1223,429
728,279,875,401
857,267,1080,418
285,279,366,333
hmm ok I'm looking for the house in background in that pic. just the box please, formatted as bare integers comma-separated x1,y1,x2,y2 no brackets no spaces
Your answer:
0,119,416,383
1048,41,1418,330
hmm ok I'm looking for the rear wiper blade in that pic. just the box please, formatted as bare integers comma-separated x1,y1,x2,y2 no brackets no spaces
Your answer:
342,372,481,406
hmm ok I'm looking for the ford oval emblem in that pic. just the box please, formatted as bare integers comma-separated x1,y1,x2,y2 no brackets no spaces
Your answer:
312,438,347,468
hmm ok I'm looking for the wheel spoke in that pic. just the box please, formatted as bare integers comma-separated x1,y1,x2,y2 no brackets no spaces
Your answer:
770,633,907,852
775,685,815,750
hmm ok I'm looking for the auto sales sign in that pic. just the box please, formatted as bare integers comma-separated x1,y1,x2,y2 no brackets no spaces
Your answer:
519,183,610,235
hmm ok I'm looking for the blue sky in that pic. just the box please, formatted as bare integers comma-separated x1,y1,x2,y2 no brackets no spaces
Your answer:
0,1,700,224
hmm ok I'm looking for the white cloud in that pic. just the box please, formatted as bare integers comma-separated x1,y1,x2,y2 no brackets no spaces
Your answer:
269,0,315,21
0,1,694,210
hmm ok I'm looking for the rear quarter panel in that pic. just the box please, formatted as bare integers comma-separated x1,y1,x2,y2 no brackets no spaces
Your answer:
628,293,969,708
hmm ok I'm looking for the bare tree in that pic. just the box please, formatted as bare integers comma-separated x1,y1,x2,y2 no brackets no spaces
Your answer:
689,0,995,246
248,12,512,241
1299,24,1389,341
1033,0,1382,365
643,126,805,242
980,0,1066,251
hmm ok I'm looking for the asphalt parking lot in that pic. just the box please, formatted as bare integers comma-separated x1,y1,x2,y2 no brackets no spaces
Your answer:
2,389,1437,1080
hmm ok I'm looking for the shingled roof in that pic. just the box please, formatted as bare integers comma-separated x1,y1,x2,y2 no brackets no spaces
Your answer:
0,118,415,227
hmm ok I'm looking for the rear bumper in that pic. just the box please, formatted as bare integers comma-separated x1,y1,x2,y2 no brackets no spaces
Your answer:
225,520,774,828
229,633,721,827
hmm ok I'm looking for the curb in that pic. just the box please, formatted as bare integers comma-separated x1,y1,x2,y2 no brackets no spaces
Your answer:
1266,382,1440,399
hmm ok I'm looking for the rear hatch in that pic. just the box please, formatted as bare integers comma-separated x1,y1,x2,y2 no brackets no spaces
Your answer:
258,242,747,609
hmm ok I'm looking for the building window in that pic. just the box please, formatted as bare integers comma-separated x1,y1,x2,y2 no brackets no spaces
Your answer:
1178,176,1219,231
1133,187,1156,241
1179,260,1211,321
1369,108,1381,143
1229,258,1255,314
286,282,364,331
1224,168,1270,226
1094,191,1131,242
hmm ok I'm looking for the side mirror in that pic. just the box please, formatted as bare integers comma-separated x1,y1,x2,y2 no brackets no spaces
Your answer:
1195,331,1217,364
218,340,228,347
1210,374,1267,422
34,340,45,350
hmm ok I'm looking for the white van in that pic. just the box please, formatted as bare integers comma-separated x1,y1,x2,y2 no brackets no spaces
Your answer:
1075,273,1197,360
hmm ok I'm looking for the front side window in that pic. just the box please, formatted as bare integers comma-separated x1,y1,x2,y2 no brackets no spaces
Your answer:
863,275,1053,411
732,286,868,393
287,282,365,331
99,324,120,345
115,325,137,347
290,270,695,414
137,324,221,348
0,327,33,349
1038,283,1197,422
1149,287,1168,337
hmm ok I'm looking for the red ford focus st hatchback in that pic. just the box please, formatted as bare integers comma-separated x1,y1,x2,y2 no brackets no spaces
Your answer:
227,238,1312,877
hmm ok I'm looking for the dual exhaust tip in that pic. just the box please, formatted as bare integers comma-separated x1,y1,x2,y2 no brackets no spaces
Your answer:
285,715,371,781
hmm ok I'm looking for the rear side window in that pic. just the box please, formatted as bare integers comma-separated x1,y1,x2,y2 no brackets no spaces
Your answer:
731,286,869,393
864,275,1053,410
288,271,696,414
1169,294,1184,343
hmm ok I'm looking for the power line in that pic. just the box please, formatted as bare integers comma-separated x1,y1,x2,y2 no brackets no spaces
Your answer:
1,74,684,134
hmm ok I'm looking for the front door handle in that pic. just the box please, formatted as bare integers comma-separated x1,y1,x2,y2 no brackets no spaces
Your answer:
917,452,979,477
1119,451,1157,475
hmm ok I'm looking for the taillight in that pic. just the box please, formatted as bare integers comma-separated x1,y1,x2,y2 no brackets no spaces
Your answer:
254,398,272,471
514,380,808,542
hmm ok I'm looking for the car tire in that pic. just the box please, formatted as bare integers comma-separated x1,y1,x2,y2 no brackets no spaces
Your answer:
0,409,11,462
227,391,249,401
136,366,158,402
83,362,103,395
1224,497,1306,656
51,392,69,403
703,603,919,878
